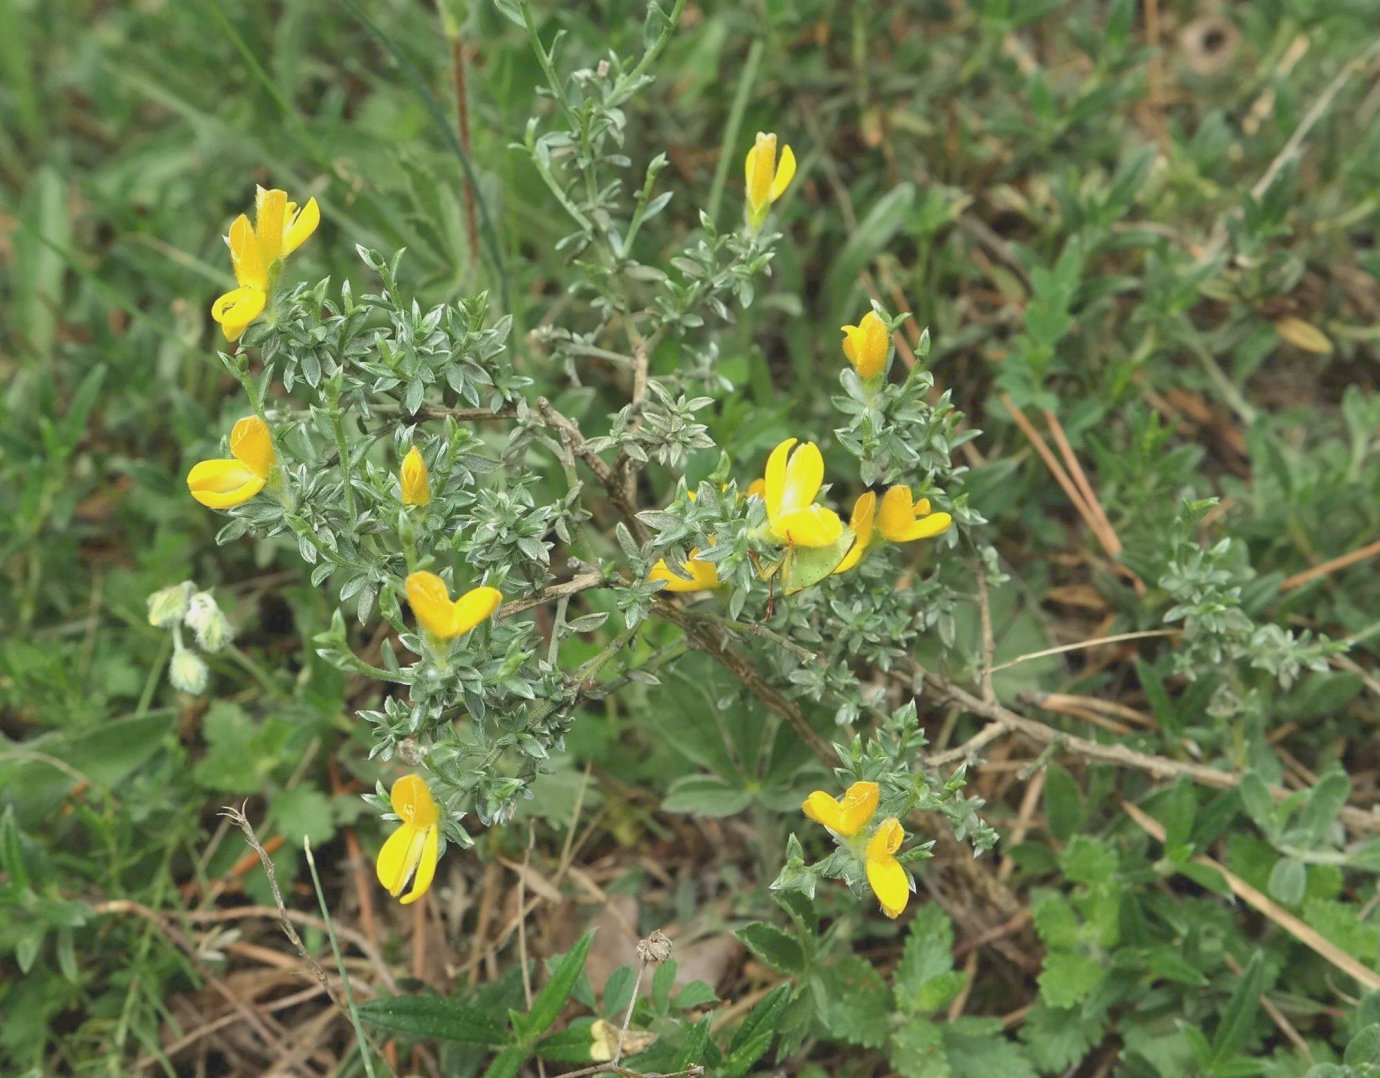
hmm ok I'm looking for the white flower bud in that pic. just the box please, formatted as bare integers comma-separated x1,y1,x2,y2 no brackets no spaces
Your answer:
147,582,194,628
169,649,209,695
185,592,233,654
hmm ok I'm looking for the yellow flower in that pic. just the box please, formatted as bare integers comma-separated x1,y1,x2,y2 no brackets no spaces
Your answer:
186,415,274,509
865,817,910,919
744,131,796,231
841,310,889,381
405,571,501,641
763,438,843,548
649,551,720,593
833,492,877,575
801,781,880,837
376,774,441,905
400,447,431,507
878,485,953,543
211,186,320,341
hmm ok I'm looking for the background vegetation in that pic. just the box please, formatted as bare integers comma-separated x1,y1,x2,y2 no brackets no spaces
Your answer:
5,0,1380,1073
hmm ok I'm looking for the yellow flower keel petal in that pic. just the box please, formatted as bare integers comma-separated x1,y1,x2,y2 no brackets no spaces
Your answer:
186,460,266,509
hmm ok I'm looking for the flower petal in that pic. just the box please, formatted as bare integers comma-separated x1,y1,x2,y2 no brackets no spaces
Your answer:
390,774,440,828
211,286,266,341
254,187,287,266
866,852,910,919
400,823,440,904
891,511,953,543
764,437,795,531
283,197,320,255
769,143,796,203
802,790,846,832
228,214,267,292
779,505,843,548
878,485,915,542
405,571,458,638
781,441,824,516
376,822,419,897
452,586,503,637
746,131,777,210
866,817,904,860
187,459,266,508
401,446,430,506
838,781,880,835
649,552,720,592
833,492,877,574
229,416,273,478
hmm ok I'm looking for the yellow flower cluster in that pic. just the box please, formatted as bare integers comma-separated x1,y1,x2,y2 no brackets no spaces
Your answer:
211,186,319,342
802,780,911,919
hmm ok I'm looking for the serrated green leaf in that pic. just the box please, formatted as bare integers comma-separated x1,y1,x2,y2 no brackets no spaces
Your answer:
1208,950,1265,1066
723,984,790,1076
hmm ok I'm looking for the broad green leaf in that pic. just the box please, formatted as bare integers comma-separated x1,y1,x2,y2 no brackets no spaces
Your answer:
735,922,804,975
355,995,507,1045
520,930,594,1039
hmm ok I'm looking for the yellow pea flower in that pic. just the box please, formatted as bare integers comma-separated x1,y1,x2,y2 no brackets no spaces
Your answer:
763,438,843,548
400,447,431,507
376,774,441,905
649,551,720,593
878,485,953,543
186,415,275,509
744,131,796,231
832,492,877,575
405,571,501,641
865,817,910,919
802,780,880,837
211,186,320,341
841,310,889,381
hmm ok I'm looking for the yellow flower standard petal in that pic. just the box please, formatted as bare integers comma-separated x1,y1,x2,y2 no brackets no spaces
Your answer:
878,485,953,544
764,438,839,546
649,551,720,592
187,415,274,509
211,286,267,342
254,186,287,266
841,310,888,381
228,214,268,292
229,415,274,478
376,774,441,905
865,817,909,919
400,447,431,507
744,131,795,229
405,571,502,640
833,492,877,574
802,781,880,837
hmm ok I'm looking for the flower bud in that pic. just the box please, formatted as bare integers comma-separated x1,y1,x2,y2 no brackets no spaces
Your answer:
169,649,209,695
400,447,430,507
185,591,233,654
147,582,194,628
841,310,888,381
